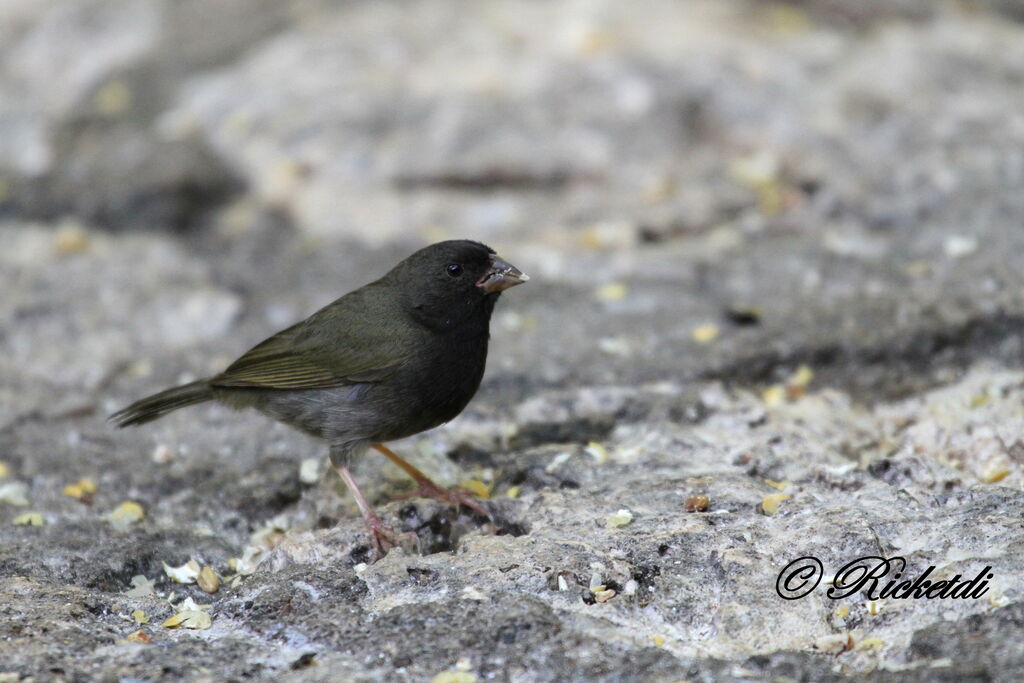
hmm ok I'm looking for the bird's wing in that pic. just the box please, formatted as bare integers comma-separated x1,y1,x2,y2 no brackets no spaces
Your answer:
211,289,412,390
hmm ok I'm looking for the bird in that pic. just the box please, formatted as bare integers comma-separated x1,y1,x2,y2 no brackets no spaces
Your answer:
109,240,528,558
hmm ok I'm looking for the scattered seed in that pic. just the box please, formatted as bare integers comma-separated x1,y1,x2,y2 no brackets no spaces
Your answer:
990,593,1010,608
461,586,487,602
982,466,1011,484
163,596,212,630
94,79,132,117
865,599,883,616
857,637,885,651
0,462,9,479
108,501,145,528
458,479,491,500
785,364,814,400
505,485,521,499
0,482,29,507
124,575,156,598
684,495,710,512
162,610,212,630
595,282,628,302
63,478,98,502
760,493,791,515
606,509,634,528
584,441,609,464
197,567,220,594
545,452,572,473
430,668,477,683
651,634,666,647
131,609,149,625
54,223,91,254
12,512,44,526
163,560,200,584
691,323,720,344
593,589,616,603
763,479,790,491
761,385,785,407
598,336,632,356
126,629,153,644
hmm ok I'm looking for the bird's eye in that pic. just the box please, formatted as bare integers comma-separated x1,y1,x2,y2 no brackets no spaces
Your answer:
446,264,463,277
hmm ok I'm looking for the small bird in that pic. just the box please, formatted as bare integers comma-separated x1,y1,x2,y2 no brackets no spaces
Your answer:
110,240,528,557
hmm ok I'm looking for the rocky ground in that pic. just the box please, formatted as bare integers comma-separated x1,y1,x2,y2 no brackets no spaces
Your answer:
2,0,1024,681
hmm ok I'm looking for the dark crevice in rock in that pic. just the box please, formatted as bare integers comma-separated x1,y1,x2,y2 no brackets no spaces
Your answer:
391,501,529,556
702,312,1024,403
510,416,616,448
392,169,588,192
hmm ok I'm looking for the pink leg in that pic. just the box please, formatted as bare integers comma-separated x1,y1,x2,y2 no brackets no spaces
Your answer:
334,465,414,560
371,443,490,518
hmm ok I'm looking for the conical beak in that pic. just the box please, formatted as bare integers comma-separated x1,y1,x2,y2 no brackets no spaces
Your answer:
476,255,529,294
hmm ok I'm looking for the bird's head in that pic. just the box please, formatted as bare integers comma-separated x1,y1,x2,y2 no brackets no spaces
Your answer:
389,240,528,330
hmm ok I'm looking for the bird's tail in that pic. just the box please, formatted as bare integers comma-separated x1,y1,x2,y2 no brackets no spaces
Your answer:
108,379,214,427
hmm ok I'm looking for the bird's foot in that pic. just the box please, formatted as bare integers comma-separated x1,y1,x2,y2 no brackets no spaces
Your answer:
364,516,418,561
401,479,490,519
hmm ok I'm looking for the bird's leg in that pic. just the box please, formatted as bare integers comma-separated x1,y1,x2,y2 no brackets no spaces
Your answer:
371,443,490,518
334,464,413,560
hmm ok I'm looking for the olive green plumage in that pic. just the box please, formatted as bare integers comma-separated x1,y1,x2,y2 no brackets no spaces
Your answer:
110,240,527,468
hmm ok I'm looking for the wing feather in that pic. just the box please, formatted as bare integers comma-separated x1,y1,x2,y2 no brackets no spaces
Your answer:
210,289,411,390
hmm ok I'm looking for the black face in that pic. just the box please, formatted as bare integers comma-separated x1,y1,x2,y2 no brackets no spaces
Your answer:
390,240,499,330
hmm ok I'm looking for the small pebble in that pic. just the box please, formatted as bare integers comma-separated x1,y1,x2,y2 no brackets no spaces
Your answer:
299,457,322,484
151,444,175,464
814,633,853,654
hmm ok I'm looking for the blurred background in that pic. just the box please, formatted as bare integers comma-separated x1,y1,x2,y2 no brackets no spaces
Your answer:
3,1,1024,679
3,0,1024,402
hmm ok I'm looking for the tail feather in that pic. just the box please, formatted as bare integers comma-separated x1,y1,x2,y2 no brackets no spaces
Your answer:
109,380,214,427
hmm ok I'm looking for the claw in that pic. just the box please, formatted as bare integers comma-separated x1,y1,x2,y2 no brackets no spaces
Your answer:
365,518,418,561
370,442,491,519
405,480,490,519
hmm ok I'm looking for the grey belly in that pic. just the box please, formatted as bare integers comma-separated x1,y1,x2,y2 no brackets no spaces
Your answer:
215,382,444,446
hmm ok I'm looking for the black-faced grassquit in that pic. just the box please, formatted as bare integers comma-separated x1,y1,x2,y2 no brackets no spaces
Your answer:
110,240,528,557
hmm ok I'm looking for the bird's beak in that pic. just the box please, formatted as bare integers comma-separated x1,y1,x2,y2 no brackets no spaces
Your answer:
476,254,529,294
